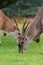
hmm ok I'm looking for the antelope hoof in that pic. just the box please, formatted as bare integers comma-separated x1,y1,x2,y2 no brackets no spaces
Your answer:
19,50,23,53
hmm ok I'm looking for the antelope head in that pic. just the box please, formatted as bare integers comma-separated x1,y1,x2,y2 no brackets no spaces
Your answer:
10,19,21,43
8,18,21,43
18,19,30,53
3,18,21,43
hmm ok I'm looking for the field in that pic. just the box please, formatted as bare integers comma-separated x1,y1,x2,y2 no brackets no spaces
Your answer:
0,23,43,65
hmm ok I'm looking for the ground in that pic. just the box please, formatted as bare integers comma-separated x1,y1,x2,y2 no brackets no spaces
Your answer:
0,23,43,65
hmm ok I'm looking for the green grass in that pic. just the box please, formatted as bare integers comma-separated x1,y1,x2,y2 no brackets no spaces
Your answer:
0,33,43,65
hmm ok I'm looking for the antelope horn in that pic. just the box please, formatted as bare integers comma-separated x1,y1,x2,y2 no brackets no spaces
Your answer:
14,18,20,31
22,19,27,34
14,18,18,26
22,19,29,34
24,22,29,32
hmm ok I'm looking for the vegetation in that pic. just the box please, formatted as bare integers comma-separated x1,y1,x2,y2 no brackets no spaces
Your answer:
0,0,18,9
0,0,43,65
2,0,43,17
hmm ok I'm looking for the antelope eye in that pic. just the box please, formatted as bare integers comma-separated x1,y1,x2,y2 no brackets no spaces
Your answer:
21,41,24,44
18,32,21,35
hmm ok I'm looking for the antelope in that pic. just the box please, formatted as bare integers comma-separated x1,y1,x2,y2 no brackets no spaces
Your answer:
0,10,21,44
18,6,43,53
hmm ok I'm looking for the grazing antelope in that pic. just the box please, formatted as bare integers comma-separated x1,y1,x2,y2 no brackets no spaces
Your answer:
18,6,43,53
0,10,21,44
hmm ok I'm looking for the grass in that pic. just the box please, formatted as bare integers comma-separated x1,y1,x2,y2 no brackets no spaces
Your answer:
0,34,43,65
0,23,43,65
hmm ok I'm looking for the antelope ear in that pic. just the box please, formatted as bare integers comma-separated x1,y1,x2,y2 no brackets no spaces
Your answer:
22,19,29,34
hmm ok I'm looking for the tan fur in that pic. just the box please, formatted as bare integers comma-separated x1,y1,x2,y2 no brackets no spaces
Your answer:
0,10,17,32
